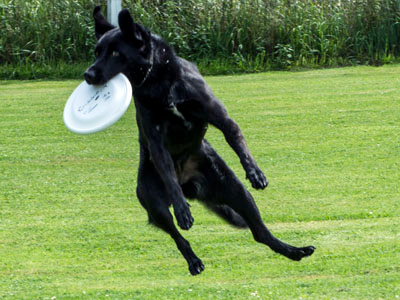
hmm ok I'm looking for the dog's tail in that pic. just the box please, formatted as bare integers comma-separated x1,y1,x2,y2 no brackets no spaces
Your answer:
207,204,248,228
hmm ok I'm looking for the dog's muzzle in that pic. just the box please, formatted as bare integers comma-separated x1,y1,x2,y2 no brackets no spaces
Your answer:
84,67,98,85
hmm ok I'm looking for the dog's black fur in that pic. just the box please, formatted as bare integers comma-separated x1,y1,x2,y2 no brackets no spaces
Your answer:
84,7,315,275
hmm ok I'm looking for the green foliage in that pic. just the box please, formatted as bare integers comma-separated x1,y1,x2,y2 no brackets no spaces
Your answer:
1,0,400,78
1,65,400,299
0,0,99,63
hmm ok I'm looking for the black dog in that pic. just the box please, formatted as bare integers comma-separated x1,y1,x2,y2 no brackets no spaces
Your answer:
84,7,315,275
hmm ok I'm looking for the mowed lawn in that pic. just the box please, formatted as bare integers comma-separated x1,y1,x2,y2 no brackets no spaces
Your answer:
1,65,399,299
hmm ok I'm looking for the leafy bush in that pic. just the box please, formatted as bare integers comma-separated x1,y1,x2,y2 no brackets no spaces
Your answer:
1,0,400,78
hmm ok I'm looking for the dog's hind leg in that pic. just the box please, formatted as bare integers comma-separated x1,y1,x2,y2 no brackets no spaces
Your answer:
195,141,315,261
182,182,247,228
136,186,154,224
137,160,204,275
206,204,248,228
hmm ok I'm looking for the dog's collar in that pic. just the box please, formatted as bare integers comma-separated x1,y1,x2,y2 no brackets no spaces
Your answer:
137,41,154,87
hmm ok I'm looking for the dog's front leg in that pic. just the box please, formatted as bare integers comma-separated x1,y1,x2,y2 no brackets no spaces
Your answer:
137,103,193,229
144,131,194,230
197,96,268,190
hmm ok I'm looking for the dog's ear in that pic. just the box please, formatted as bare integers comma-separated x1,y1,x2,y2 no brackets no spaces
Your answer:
118,9,150,50
93,6,115,39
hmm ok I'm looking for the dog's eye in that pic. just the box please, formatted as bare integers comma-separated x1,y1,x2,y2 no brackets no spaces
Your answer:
112,51,120,57
95,50,100,57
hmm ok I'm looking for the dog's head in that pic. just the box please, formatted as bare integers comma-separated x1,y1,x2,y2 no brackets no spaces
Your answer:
84,6,152,86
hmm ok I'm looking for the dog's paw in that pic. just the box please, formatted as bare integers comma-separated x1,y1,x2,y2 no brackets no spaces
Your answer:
246,167,268,190
188,258,204,275
174,203,194,230
286,245,315,261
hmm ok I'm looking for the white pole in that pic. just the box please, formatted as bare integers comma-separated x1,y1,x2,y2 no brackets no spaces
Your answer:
107,0,122,27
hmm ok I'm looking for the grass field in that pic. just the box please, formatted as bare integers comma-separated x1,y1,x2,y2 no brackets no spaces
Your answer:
1,65,399,299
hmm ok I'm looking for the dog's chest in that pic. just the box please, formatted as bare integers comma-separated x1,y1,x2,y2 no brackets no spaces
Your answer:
160,103,207,152
167,103,191,129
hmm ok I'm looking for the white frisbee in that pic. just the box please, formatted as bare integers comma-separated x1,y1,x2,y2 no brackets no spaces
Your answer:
63,73,132,134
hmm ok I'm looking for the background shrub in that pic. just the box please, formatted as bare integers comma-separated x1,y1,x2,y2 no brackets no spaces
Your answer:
1,0,400,78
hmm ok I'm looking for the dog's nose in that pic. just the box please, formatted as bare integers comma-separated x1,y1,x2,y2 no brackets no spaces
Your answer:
84,69,96,85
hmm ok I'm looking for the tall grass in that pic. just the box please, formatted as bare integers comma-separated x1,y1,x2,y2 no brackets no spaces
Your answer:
1,0,400,78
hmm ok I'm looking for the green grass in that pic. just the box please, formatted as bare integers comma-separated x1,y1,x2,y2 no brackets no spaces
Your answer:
1,65,399,299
